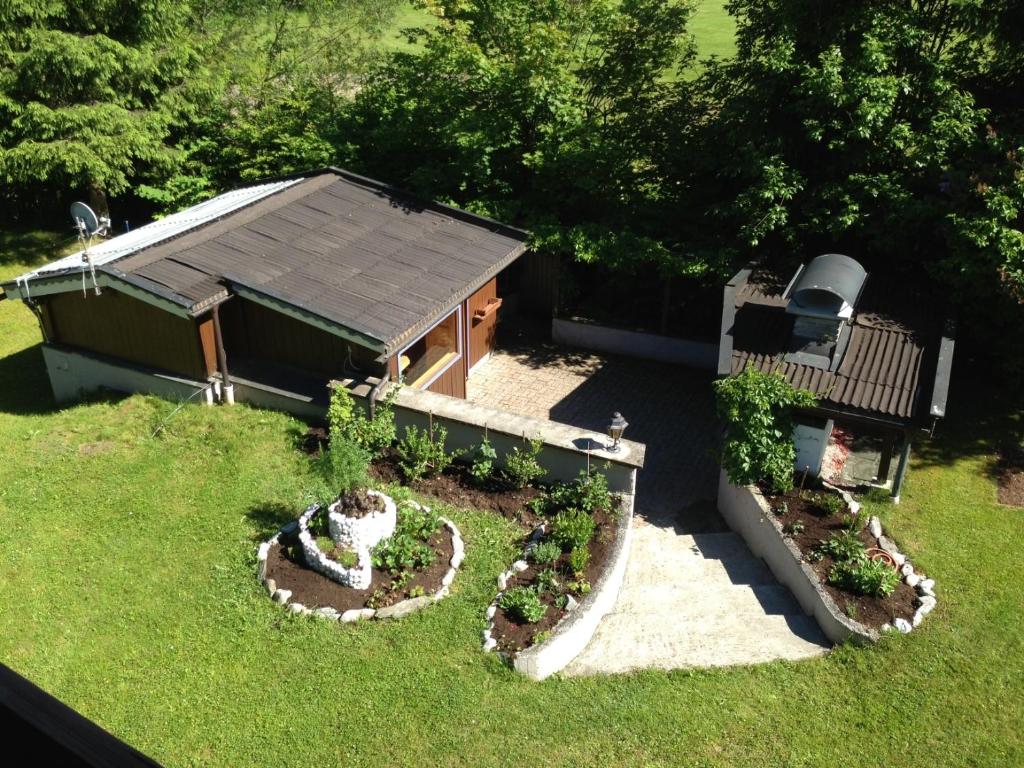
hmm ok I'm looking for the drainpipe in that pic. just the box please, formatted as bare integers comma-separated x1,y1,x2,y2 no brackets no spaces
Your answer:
212,303,233,405
891,435,912,504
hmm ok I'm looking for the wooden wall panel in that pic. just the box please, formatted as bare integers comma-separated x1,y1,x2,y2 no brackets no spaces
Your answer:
466,278,498,370
224,299,382,378
197,317,218,377
426,359,466,399
42,290,207,379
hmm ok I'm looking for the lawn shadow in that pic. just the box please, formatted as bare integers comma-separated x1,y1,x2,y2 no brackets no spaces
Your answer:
246,501,299,541
0,344,60,415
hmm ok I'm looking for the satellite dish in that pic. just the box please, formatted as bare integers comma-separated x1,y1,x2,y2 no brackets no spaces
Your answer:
70,201,101,235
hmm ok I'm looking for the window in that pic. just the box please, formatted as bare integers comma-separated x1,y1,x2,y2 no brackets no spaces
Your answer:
398,308,461,389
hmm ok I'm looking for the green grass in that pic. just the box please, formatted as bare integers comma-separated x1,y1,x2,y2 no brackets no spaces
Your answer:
1,235,1023,766
690,0,736,62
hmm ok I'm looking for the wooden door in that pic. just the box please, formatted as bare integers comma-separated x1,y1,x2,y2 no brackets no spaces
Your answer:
466,278,501,373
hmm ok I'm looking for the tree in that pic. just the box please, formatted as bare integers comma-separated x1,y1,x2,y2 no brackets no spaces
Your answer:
0,1,202,218
714,365,817,493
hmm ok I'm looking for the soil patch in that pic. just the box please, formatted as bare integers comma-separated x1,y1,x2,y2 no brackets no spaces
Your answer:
265,526,454,612
765,485,917,629
997,445,1024,507
491,506,616,654
371,453,544,525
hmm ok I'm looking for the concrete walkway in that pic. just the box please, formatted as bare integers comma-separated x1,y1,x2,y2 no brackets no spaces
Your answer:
468,336,830,674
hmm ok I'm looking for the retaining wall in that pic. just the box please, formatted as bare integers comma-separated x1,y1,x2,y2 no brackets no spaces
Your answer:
552,318,718,370
392,387,644,493
716,469,877,644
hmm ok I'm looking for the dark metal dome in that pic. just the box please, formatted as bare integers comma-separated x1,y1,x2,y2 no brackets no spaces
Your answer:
789,253,867,316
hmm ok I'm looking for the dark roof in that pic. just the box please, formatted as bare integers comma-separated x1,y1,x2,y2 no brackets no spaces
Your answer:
721,264,951,424
74,169,527,354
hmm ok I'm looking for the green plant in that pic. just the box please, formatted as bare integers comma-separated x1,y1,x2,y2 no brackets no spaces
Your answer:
312,437,371,498
366,588,390,610
783,520,805,536
551,509,596,552
327,385,397,458
774,501,788,516
829,557,900,598
713,366,818,493
335,549,358,568
314,535,334,554
567,579,591,595
817,492,846,516
844,603,859,620
396,424,459,481
815,531,867,563
498,586,547,624
469,437,497,486
372,534,434,574
530,540,562,565
544,470,613,514
533,630,552,645
306,508,330,538
409,585,426,598
534,568,560,594
502,438,546,490
568,546,590,576
395,504,442,541
390,570,412,590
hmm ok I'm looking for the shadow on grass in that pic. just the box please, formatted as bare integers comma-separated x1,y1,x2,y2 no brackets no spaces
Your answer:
0,344,59,415
246,501,298,541
0,229,76,268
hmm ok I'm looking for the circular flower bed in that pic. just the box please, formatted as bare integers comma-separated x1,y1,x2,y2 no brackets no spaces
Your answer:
258,495,463,622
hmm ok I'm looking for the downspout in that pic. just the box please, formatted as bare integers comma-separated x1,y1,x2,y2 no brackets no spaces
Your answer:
211,303,234,404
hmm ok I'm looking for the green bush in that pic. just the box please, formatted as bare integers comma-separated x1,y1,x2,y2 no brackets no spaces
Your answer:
499,586,547,624
542,470,613,515
469,437,497,486
312,437,370,498
372,533,434,574
568,546,590,576
551,509,596,552
713,366,818,493
816,492,846,516
395,504,441,541
534,568,560,594
829,557,900,598
327,385,396,458
502,438,546,489
396,425,459,481
530,540,562,565
815,530,866,563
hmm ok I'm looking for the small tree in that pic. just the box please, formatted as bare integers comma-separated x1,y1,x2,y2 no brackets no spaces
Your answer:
713,365,817,493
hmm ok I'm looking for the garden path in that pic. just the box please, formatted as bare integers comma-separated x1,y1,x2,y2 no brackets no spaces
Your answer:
467,335,830,673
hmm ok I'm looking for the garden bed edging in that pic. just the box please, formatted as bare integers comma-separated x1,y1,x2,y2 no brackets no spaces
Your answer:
484,491,635,681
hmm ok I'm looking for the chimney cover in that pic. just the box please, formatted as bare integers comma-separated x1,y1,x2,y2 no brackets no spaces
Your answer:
788,253,867,319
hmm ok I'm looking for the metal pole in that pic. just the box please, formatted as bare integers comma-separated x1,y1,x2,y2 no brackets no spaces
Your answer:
891,435,912,504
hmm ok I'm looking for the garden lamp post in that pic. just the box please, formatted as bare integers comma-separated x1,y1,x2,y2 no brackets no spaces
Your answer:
606,412,628,452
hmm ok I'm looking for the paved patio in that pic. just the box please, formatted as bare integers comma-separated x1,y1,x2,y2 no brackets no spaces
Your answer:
467,337,829,674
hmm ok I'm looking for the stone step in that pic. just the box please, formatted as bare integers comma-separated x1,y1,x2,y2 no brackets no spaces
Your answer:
564,613,829,676
610,583,804,620
619,548,779,587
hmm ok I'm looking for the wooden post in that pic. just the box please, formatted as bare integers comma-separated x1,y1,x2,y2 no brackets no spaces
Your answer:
212,303,233,404
892,435,912,504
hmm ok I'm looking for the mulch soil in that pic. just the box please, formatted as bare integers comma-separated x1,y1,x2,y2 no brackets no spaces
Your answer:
997,445,1024,507
491,507,617,654
265,526,454,613
765,486,917,629
371,452,545,526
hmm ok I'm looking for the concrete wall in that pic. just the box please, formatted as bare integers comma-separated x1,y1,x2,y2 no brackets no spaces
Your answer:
392,387,644,493
552,318,718,370
716,469,877,644
42,344,214,405
513,491,635,680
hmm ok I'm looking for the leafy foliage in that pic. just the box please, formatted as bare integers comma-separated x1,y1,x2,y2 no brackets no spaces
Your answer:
327,385,397,459
550,509,596,552
829,557,900,598
815,531,867,564
568,546,590,577
498,586,547,624
543,470,614,515
714,366,817,493
469,437,497,486
501,438,546,490
310,437,370,502
396,424,459,481
529,540,563,566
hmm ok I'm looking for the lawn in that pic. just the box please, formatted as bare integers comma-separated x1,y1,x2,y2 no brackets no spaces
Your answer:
1,234,1022,767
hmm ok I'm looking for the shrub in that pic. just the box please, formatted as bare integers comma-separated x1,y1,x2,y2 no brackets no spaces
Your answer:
713,365,818,493
312,437,370,498
829,557,900,598
543,470,613,514
551,509,596,552
568,546,590,576
396,424,459,481
815,530,866,563
535,568,560,594
327,385,396,458
372,533,434,574
469,437,497,486
499,586,547,624
530,540,562,565
816,492,846,516
502,438,546,489
395,504,441,541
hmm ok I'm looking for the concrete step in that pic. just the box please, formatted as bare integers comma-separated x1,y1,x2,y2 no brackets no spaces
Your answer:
564,613,829,676
610,583,804,620
619,548,779,587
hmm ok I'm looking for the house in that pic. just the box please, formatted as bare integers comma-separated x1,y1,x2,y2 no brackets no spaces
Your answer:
718,253,956,501
1,168,532,417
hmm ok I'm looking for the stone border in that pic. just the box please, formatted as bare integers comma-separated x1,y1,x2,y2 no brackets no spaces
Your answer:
256,500,464,622
482,492,635,681
717,470,938,643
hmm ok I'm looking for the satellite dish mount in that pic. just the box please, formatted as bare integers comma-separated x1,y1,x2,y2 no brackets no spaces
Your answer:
70,201,110,296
